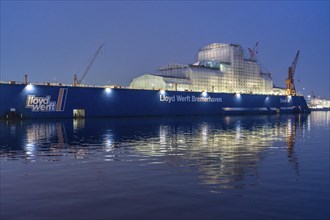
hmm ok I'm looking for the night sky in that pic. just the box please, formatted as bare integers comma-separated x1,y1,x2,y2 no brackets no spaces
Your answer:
1,1,329,98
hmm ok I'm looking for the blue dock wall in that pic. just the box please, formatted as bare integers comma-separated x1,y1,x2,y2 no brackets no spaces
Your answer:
0,84,310,119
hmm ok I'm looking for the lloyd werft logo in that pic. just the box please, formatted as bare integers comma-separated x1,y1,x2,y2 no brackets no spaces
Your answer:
26,88,68,112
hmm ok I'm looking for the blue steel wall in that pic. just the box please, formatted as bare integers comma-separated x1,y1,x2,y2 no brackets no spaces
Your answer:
0,84,310,119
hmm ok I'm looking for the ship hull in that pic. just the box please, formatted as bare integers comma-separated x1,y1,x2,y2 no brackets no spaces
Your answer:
0,84,310,119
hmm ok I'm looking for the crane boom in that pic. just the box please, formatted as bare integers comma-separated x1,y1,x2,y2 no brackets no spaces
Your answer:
285,50,300,96
290,50,300,78
77,43,105,84
248,41,259,60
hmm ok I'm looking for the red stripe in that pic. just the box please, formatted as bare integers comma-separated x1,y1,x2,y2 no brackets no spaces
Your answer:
56,89,64,111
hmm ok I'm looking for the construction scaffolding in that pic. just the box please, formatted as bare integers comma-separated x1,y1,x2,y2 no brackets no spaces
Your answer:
130,43,278,95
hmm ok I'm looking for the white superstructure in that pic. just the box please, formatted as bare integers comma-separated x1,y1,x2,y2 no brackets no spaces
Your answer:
130,43,281,94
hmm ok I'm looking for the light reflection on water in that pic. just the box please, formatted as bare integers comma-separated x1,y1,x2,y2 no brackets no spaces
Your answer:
0,112,329,219
1,114,308,186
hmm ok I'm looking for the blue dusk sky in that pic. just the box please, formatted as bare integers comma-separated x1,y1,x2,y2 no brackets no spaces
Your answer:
1,1,329,98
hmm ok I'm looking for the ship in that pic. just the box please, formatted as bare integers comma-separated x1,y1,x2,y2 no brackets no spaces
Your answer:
305,95,330,111
0,42,310,119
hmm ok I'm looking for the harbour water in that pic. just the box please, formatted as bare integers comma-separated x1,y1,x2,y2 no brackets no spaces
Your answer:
1,112,329,220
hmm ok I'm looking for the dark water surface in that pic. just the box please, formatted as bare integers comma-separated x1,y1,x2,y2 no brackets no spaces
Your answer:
1,112,329,220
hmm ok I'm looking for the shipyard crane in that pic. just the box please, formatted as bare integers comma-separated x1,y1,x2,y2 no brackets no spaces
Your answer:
75,43,105,85
285,50,300,96
248,41,259,60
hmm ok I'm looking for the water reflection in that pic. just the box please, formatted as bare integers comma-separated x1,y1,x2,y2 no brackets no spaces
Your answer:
0,114,309,189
